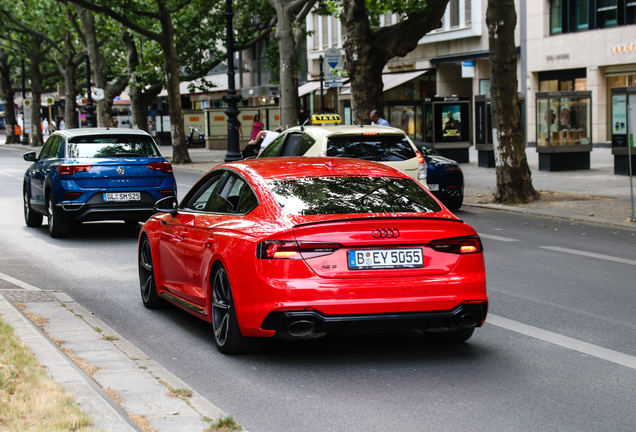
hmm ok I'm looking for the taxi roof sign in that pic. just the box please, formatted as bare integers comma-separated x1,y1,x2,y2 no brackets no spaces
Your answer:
311,114,341,124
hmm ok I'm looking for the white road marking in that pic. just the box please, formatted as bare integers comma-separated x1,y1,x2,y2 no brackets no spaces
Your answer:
479,233,519,242
488,314,636,370
0,271,41,291
540,246,636,266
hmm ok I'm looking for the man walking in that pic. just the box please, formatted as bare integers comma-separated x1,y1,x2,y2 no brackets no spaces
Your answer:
370,110,390,126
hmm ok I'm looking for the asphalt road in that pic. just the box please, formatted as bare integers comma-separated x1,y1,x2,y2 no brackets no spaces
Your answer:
2,145,636,432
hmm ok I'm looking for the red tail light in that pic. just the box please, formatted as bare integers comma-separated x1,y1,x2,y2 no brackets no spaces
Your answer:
428,235,483,254
58,164,92,176
362,132,379,135
416,151,427,180
257,241,342,259
416,151,425,164
148,162,173,173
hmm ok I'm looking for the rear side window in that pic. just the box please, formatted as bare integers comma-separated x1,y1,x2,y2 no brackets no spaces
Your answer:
281,134,302,156
66,135,160,158
267,176,441,216
327,136,416,161
299,133,316,155
259,134,286,158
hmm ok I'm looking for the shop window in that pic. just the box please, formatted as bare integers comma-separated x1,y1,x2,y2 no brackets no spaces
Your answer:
574,78,587,90
550,0,563,34
606,75,629,140
536,93,591,147
540,80,559,92
597,0,618,27
479,79,490,95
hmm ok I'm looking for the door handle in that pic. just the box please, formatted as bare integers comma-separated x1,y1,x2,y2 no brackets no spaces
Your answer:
179,230,189,239
206,236,215,247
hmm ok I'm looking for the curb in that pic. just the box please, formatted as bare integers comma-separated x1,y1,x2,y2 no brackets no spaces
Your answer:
0,290,225,431
462,202,636,230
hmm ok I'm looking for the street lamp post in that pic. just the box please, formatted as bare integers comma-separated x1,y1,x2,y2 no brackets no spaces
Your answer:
85,54,96,128
222,0,243,162
319,56,324,114
21,60,29,145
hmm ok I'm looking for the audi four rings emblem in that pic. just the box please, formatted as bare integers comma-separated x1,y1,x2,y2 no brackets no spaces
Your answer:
116,167,125,175
372,229,400,238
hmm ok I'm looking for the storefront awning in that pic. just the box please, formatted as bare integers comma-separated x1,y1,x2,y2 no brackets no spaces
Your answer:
340,70,427,95
298,81,322,97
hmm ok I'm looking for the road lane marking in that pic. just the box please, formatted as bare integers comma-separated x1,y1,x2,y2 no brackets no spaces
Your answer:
540,246,636,266
489,287,636,331
0,271,41,291
479,233,519,242
488,314,636,370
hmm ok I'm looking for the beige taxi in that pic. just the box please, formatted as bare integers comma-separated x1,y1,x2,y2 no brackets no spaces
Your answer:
257,115,427,186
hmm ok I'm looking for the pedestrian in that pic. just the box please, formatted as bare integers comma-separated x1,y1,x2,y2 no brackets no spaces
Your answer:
59,118,66,130
42,118,49,135
243,128,281,158
370,110,389,126
250,114,263,140
298,108,309,125
51,119,56,131
227,120,244,140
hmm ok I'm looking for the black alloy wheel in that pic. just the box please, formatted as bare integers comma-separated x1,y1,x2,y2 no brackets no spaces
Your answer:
423,327,474,344
139,236,162,308
23,186,43,227
211,264,262,354
47,194,69,238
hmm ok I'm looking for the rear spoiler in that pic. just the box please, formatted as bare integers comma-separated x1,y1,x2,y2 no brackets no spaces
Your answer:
292,215,464,228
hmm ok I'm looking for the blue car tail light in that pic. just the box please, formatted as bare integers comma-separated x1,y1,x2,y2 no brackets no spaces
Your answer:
58,164,92,176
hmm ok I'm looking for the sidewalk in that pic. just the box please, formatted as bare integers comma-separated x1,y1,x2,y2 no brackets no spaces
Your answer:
2,134,635,430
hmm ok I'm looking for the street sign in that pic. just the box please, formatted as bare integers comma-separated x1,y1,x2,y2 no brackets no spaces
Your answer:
325,81,344,88
324,48,342,80
23,99,32,132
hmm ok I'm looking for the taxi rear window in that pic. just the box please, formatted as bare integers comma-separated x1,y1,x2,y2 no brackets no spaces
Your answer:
326,136,416,161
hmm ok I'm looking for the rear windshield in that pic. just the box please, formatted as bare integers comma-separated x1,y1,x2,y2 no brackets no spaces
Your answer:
66,135,160,158
267,176,441,216
327,136,416,161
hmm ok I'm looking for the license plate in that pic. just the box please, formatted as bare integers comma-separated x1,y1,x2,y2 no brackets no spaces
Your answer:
428,184,439,191
348,248,423,270
103,192,141,202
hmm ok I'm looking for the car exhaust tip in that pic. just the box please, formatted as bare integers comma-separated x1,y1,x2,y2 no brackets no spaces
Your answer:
457,312,480,328
286,320,315,337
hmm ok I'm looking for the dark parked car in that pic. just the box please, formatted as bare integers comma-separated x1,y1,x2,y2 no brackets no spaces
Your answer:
23,128,177,238
413,142,464,211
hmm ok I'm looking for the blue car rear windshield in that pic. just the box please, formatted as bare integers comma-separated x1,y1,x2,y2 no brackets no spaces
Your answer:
67,135,160,158
267,176,441,216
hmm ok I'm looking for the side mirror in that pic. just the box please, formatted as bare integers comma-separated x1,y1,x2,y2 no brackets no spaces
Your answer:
154,196,178,217
23,152,37,162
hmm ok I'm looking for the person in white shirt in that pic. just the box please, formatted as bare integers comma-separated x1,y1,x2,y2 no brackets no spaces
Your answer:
243,128,282,158
59,119,66,130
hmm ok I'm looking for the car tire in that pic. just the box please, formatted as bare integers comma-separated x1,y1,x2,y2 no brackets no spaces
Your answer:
423,327,474,344
139,235,163,308
24,186,43,228
443,193,464,212
211,264,263,354
47,194,69,238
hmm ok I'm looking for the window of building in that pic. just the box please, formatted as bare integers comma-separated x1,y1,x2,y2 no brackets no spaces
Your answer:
597,0,618,27
322,15,328,48
551,0,634,33
331,17,338,47
627,0,636,23
312,13,319,50
551,0,563,34
479,79,490,95
576,0,589,30
450,0,460,28
466,0,472,24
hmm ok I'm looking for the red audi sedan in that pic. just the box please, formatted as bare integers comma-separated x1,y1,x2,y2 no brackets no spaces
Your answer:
138,157,487,354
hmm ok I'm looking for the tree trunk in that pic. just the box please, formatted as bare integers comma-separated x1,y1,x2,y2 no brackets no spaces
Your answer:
30,54,44,147
342,0,383,125
341,0,449,125
63,60,78,129
271,0,299,128
0,52,20,143
486,0,538,203
76,6,127,128
159,5,190,164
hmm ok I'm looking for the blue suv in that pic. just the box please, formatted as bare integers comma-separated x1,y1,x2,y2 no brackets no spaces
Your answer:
23,128,177,238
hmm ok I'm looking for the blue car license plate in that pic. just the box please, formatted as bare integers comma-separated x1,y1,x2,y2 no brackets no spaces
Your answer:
103,192,141,202
348,248,423,270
